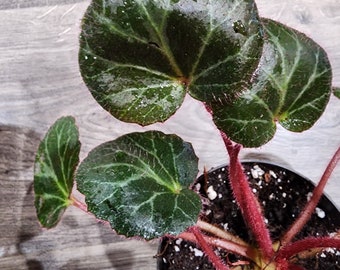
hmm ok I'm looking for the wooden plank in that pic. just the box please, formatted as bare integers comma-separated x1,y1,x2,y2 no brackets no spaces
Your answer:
0,0,85,10
0,1,339,269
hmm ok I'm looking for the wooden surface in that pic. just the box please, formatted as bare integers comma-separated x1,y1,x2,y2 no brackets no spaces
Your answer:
0,1,339,269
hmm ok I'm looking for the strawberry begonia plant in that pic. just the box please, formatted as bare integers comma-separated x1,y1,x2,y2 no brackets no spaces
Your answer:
33,0,340,269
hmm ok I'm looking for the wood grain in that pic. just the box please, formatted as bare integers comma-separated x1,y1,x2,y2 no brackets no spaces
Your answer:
0,0,85,10
0,1,339,269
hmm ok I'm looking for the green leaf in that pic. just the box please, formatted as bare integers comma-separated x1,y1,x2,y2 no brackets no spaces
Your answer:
34,116,81,228
211,19,332,147
333,87,340,99
79,0,263,125
76,131,200,239
211,96,277,148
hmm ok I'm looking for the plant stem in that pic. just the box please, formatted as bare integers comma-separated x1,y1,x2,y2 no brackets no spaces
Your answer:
280,146,340,246
70,194,88,212
197,220,249,247
70,194,114,228
178,231,257,262
221,132,274,259
189,226,230,270
287,231,340,261
277,236,340,261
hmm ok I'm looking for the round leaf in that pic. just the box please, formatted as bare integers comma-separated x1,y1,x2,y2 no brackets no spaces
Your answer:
76,131,201,239
34,116,81,228
79,0,263,125
212,19,332,147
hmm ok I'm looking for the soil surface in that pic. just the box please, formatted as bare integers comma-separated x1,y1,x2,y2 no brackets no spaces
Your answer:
157,162,340,269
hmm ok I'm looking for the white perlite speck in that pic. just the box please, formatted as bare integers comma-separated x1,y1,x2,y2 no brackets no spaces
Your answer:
269,193,275,200
320,252,327,258
307,192,313,201
193,248,203,257
269,170,277,178
207,186,218,200
315,207,326,219
251,168,259,179
251,165,265,179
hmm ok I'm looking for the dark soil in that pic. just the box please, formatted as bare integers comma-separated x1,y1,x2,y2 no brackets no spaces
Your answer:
157,162,340,269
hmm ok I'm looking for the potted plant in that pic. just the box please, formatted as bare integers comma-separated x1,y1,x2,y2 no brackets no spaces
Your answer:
33,0,340,269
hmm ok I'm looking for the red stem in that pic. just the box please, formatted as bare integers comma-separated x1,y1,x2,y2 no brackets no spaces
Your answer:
71,194,88,212
274,258,305,270
70,194,111,227
277,237,340,260
197,219,249,247
221,132,274,259
189,226,230,270
280,146,340,246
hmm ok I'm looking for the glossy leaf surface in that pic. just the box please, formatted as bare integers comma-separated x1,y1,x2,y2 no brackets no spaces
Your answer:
79,0,263,125
212,19,332,147
76,131,200,239
34,116,80,228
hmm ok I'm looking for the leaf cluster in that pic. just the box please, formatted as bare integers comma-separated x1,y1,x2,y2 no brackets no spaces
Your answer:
79,0,333,147
33,0,340,269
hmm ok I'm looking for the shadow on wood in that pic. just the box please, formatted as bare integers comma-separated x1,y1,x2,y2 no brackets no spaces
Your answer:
0,125,158,269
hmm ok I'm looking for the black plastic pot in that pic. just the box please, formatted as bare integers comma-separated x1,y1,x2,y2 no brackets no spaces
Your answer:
157,162,340,269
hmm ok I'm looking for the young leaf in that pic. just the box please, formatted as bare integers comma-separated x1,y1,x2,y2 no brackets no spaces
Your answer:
75,131,201,239
79,0,263,125
211,19,332,147
34,116,81,228
333,87,340,99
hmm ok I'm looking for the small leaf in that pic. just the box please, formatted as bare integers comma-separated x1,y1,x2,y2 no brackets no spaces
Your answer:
34,116,81,228
79,0,263,125
333,87,340,99
76,131,200,239
211,19,332,147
